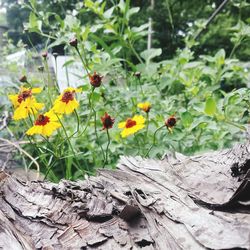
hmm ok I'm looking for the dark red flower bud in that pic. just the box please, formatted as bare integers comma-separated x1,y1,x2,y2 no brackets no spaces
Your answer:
19,75,27,83
89,72,103,88
41,51,48,59
134,71,141,79
69,37,78,48
165,115,177,128
101,112,115,130
38,66,44,72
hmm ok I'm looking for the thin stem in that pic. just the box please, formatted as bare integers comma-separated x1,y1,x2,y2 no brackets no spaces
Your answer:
129,41,144,64
134,134,141,155
145,125,165,157
57,110,80,146
43,59,53,106
0,138,40,180
194,0,230,40
56,115,84,178
145,112,149,137
224,119,246,131
54,56,60,93
102,129,111,168
93,107,105,164
75,47,89,74
229,36,244,59
77,87,95,137
138,78,145,98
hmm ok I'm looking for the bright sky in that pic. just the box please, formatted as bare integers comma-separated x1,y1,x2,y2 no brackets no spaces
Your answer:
0,0,6,13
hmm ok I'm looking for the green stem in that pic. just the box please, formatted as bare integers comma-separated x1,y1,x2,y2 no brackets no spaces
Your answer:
138,78,145,98
57,110,80,146
129,41,143,64
77,87,95,137
102,129,111,168
75,47,89,74
145,125,165,157
145,112,149,137
224,119,246,131
229,36,244,59
43,59,53,106
93,107,105,164
56,115,84,178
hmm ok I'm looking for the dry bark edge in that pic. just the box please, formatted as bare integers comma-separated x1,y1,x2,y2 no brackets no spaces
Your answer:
0,139,250,250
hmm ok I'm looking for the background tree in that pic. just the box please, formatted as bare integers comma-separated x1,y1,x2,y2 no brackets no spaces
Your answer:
1,0,250,60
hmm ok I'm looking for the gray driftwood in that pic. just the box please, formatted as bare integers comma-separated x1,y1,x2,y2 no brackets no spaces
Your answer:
0,139,250,250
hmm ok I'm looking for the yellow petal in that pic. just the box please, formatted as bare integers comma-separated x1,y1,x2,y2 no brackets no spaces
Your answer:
13,106,29,120
53,101,67,114
65,100,79,114
34,102,44,111
45,110,60,121
8,94,19,108
32,87,42,94
26,125,43,135
133,115,145,125
118,122,126,129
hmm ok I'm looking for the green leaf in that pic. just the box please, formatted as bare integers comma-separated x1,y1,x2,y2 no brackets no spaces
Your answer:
62,60,75,68
204,97,217,116
215,49,225,66
181,111,193,128
91,92,101,102
140,48,162,64
126,7,140,20
103,7,115,19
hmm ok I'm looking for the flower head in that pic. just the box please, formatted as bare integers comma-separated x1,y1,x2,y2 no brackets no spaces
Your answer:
8,87,44,120
118,115,145,138
41,51,48,59
69,37,78,48
138,102,151,113
26,110,61,137
165,115,177,132
19,75,28,83
101,112,115,130
134,71,141,79
89,72,103,88
53,87,81,114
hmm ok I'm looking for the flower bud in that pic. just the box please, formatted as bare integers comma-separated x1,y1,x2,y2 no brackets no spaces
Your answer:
89,72,103,88
165,115,177,128
101,112,115,130
69,37,78,48
41,51,48,59
134,71,141,79
19,75,27,83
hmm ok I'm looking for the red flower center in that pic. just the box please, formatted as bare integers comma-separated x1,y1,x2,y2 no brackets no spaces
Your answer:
35,115,50,126
125,119,136,128
18,90,32,103
61,91,75,103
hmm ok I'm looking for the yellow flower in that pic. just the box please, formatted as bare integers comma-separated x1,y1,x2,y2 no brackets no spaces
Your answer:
118,115,145,138
8,87,44,120
137,102,151,113
53,87,81,114
26,110,61,137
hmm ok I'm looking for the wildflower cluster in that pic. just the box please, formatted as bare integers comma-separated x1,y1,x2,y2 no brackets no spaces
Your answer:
7,41,178,179
8,84,81,137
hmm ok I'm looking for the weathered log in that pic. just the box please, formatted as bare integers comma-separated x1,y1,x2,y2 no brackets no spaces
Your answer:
0,139,250,250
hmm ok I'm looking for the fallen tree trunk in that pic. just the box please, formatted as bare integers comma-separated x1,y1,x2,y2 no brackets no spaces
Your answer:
0,139,250,250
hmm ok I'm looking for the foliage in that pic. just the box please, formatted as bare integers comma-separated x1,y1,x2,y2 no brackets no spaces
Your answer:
1,0,250,181
2,0,250,60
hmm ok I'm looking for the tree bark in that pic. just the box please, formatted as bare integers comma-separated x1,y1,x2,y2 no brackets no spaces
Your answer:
0,138,250,250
